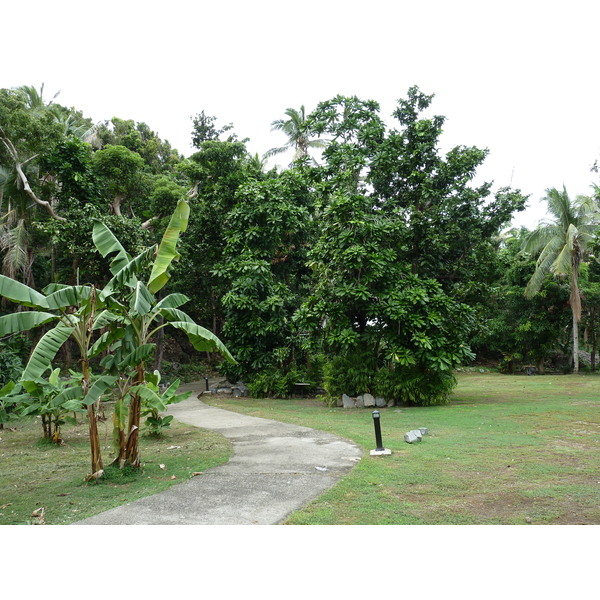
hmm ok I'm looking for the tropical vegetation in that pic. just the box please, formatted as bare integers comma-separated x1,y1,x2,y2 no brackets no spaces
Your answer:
1,81,600,482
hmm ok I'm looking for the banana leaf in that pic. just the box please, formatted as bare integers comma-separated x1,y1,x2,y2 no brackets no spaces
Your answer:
0,311,57,337
130,281,155,317
118,343,156,369
130,384,166,411
99,245,156,301
82,375,118,407
147,199,190,294
21,323,76,381
155,293,190,311
92,221,132,275
0,274,48,308
168,320,235,362
89,327,126,358
45,285,93,310
159,307,195,324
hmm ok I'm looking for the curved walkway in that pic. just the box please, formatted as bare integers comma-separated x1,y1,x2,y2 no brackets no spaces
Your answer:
77,383,363,525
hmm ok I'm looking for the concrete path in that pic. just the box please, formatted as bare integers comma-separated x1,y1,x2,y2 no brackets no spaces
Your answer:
77,382,363,525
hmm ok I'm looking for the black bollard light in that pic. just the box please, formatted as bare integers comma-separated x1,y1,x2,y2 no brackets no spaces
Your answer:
204,376,209,391
370,410,392,456
372,410,384,451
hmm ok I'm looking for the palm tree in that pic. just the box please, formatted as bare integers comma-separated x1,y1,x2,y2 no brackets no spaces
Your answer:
522,186,597,372
264,105,327,163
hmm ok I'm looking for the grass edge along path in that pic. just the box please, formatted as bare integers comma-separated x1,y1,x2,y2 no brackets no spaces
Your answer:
204,372,600,525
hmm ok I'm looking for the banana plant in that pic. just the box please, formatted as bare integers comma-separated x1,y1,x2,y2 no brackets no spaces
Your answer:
91,198,235,468
139,370,191,436
0,277,116,478
13,368,85,443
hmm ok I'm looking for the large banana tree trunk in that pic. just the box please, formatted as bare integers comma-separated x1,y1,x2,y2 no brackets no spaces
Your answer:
82,358,104,479
124,363,145,468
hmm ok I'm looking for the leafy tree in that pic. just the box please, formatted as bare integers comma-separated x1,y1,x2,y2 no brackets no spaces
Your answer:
265,106,328,164
295,90,524,404
473,230,571,372
190,111,235,148
98,117,182,174
522,187,597,372
215,168,314,385
92,145,150,218
172,139,264,333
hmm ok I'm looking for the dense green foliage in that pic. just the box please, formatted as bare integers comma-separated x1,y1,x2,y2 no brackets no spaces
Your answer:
2,80,600,420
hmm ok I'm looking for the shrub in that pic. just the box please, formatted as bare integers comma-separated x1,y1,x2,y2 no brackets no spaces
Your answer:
374,366,456,406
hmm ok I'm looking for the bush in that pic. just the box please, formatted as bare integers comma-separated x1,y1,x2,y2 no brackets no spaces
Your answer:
247,358,324,399
323,350,377,398
374,366,456,406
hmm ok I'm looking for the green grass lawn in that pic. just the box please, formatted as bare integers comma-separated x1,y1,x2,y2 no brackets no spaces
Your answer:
0,404,232,525
205,372,600,525
2,373,599,525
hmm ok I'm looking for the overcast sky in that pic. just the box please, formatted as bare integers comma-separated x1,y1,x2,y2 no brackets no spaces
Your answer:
3,0,599,230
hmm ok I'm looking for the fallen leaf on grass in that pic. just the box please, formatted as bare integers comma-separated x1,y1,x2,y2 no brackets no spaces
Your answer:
166,445,182,450
191,472,204,477
31,507,45,524
159,464,166,470
170,475,177,480
1,503,12,509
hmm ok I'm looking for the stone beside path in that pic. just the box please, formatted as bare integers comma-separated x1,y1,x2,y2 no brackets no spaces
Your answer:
77,380,363,525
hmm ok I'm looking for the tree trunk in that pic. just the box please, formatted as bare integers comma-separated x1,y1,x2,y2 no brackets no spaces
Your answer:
82,357,104,478
124,363,145,468
572,311,579,373
536,357,545,374
87,403,104,476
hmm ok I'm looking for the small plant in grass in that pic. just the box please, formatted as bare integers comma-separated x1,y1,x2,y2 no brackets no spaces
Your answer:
140,370,191,436
15,368,86,443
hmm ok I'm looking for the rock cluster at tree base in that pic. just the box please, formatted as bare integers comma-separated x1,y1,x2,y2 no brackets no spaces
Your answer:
340,394,390,408
206,380,249,397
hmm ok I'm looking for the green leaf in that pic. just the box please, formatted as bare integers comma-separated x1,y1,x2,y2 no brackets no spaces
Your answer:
83,376,118,407
45,285,93,310
147,199,190,293
89,327,126,358
130,384,166,411
51,386,83,407
130,281,154,317
0,275,48,308
155,293,190,311
169,320,235,362
118,344,156,369
0,311,57,337
92,221,131,275
22,323,75,381
99,245,156,301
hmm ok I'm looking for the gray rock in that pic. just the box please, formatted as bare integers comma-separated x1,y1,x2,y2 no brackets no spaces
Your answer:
419,427,429,436
404,430,423,444
342,394,355,409
387,399,396,408
355,395,365,408
375,397,386,408
336,397,343,407
217,388,233,394
363,393,375,407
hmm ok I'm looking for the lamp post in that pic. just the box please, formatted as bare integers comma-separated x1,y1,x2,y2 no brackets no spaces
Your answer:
370,410,392,456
